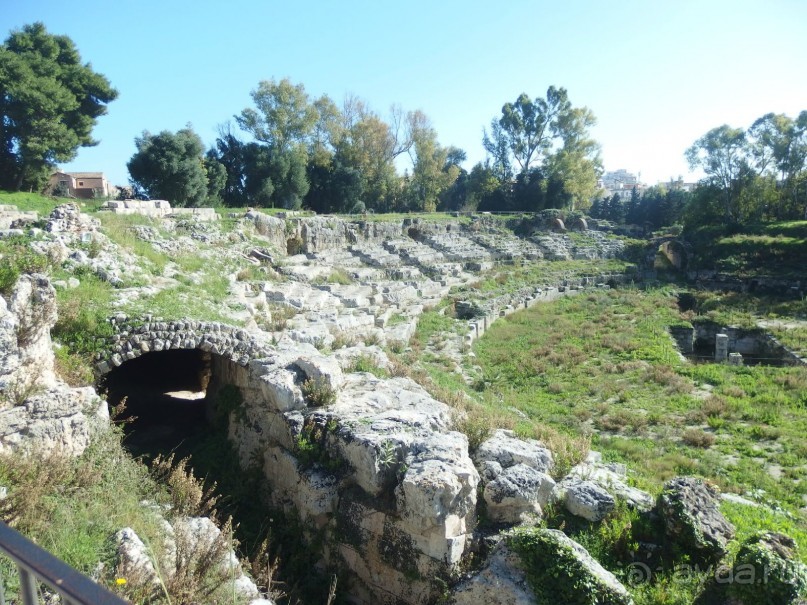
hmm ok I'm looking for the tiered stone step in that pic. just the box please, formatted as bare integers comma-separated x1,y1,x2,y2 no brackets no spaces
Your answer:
420,233,494,270
531,235,573,261
383,239,463,277
470,233,544,261
262,282,341,311
349,244,401,268
314,284,381,308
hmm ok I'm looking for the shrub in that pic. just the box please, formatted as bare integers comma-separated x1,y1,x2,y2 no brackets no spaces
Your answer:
681,427,716,448
347,354,388,378
0,237,51,296
53,345,94,387
301,378,337,407
150,454,219,518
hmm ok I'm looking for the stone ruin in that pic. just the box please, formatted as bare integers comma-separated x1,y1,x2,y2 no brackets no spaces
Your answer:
13,205,793,604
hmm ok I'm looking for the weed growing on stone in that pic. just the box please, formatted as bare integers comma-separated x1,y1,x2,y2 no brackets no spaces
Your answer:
301,377,337,407
346,354,388,378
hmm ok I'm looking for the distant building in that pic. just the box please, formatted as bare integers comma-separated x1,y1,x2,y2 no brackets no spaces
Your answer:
598,169,644,199
663,177,698,193
48,172,114,199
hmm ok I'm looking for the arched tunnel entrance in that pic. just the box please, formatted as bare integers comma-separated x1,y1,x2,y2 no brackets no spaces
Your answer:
102,349,216,455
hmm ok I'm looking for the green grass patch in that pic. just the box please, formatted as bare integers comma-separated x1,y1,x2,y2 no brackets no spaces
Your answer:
688,221,807,279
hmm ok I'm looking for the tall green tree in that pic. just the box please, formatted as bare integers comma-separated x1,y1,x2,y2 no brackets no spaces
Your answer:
236,78,322,209
482,87,601,211
495,87,572,175
127,127,209,207
544,107,602,211
0,22,117,190
685,125,750,223
405,111,460,212
747,112,807,218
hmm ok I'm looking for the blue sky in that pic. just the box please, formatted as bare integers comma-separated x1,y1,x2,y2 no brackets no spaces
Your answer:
3,0,806,188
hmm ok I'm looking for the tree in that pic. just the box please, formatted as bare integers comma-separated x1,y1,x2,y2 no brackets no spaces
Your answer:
127,127,209,207
202,155,226,206
236,78,324,209
0,22,117,191
482,87,601,211
236,78,318,151
482,120,514,182
747,111,807,218
405,112,460,212
495,87,572,175
685,125,750,223
543,107,602,211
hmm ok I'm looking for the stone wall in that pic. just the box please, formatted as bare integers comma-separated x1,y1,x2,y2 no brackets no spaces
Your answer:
100,200,218,221
98,322,478,604
463,271,637,345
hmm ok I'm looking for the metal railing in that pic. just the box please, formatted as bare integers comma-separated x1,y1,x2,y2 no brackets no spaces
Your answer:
0,521,129,605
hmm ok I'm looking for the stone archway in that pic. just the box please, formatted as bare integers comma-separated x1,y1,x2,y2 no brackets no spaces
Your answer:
94,320,269,376
94,318,480,605
658,239,689,270
95,319,269,453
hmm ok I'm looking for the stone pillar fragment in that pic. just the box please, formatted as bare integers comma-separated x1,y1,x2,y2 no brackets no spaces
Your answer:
715,333,729,362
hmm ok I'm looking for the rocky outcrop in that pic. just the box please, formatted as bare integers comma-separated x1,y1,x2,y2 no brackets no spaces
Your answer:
559,452,654,514
1,274,58,393
45,203,100,234
116,335,481,605
0,274,109,456
451,543,536,605
554,478,615,522
658,476,735,564
473,430,555,523
116,519,274,604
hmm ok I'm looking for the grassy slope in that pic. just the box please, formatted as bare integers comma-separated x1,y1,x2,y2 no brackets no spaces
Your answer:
688,220,807,279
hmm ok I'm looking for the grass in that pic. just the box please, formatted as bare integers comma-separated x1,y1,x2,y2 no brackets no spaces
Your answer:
0,425,162,597
0,190,106,216
466,286,807,509
688,220,807,279
456,257,634,298
95,213,171,274
52,270,116,355
409,279,807,602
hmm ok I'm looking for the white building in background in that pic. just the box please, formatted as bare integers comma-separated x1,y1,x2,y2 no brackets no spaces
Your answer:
598,169,643,199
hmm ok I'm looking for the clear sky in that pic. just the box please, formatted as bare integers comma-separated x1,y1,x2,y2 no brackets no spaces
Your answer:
3,0,806,188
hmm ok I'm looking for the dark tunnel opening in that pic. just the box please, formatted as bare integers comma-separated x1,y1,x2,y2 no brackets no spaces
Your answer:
102,349,213,455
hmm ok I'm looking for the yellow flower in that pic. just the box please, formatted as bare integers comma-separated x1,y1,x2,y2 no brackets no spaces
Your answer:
115,578,127,586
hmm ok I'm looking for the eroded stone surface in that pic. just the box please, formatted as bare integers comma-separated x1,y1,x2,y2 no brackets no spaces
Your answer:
451,543,536,605
659,476,735,563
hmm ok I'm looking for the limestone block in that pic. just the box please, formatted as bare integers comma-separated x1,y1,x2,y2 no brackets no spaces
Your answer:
659,476,735,563
396,458,477,534
566,457,654,512
258,368,305,412
474,429,553,474
483,464,555,523
263,446,339,523
555,477,616,522
0,386,108,457
451,544,536,605
293,354,344,391
115,527,158,585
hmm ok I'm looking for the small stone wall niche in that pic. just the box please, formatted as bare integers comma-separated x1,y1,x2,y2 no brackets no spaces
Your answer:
668,321,804,367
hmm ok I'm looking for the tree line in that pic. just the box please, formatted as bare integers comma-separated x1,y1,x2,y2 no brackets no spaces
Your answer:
0,23,603,214
128,81,604,214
